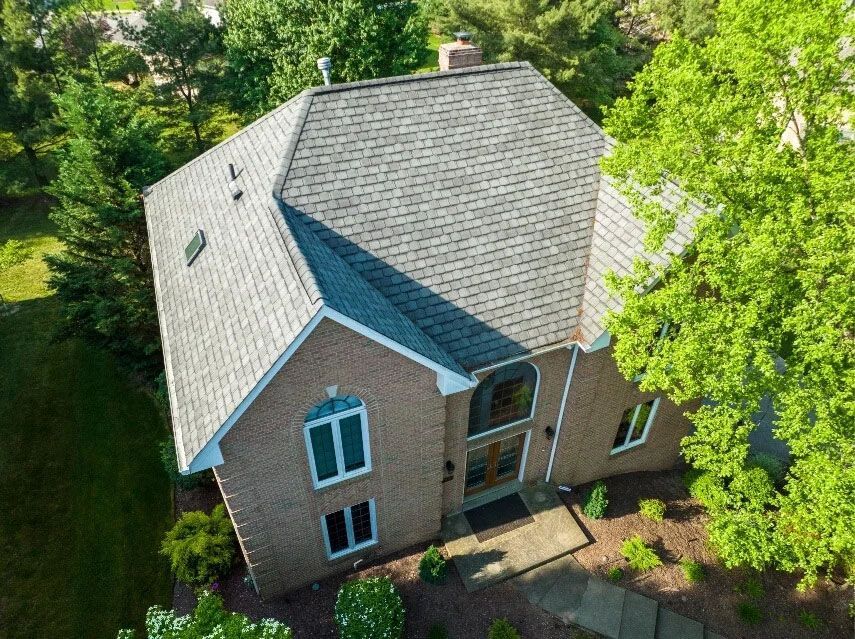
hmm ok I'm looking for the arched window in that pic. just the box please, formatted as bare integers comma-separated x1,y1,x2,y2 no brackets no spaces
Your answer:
304,395,371,488
468,362,538,437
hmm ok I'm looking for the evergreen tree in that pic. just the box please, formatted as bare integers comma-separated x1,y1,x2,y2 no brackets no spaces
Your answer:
441,0,643,119
46,80,167,376
603,0,854,588
223,0,427,117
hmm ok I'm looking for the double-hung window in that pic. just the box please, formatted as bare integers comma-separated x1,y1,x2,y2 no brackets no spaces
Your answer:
304,395,371,488
321,499,378,559
611,398,660,454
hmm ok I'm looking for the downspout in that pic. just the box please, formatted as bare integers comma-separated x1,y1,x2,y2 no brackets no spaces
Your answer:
546,344,579,483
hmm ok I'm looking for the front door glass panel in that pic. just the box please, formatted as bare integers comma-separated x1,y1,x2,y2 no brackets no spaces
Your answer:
464,432,526,496
465,447,489,491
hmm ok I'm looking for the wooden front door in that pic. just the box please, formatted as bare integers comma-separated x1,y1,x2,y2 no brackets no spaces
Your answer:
464,432,526,496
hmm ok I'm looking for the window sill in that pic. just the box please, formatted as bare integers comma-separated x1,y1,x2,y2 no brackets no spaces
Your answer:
327,539,377,562
466,417,533,442
313,466,371,491
610,439,647,456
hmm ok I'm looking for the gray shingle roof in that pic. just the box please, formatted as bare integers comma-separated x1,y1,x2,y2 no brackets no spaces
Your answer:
144,62,696,471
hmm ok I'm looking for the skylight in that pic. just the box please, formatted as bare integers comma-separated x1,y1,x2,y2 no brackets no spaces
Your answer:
184,230,206,266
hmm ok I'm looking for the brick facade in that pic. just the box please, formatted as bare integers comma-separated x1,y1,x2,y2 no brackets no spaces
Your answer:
214,321,692,598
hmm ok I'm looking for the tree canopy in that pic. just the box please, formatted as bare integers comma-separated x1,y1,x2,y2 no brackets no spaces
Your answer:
440,0,644,119
602,0,854,587
223,0,427,117
46,80,167,376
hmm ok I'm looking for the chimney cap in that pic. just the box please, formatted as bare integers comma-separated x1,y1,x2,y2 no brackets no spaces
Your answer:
454,31,472,43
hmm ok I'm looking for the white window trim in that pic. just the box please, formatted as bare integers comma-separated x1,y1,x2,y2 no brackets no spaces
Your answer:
466,362,541,442
321,499,378,560
304,404,372,489
610,397,660,454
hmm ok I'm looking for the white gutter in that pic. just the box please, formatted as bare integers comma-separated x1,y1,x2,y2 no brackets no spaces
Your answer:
546,343,579,483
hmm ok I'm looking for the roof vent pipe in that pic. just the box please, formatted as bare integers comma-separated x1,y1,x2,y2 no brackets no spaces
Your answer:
227,163,242,201
317,57,332,86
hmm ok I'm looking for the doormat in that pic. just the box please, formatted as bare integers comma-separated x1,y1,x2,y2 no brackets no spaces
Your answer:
465,493,534,543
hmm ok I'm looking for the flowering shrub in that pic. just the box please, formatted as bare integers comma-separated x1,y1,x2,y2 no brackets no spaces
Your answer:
160,504,235,588
419,545,448,584
335,577,405,639
115,591,292,638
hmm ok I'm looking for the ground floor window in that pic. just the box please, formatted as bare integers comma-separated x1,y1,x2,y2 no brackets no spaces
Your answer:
611,398,660,454
321,499,377,559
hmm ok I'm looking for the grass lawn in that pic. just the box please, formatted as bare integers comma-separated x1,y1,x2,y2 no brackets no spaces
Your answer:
0,197,173,639
415,32,445,74
100,0,137,11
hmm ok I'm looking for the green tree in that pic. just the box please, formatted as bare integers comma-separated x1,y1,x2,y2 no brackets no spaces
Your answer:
602,0,854,589
616,0,718,43
123,0,222,152
117,591,293,639
442,0,643,119
223,0,427,117
46,80,167,375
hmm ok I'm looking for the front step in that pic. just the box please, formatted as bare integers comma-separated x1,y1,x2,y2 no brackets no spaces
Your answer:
619,589,658,639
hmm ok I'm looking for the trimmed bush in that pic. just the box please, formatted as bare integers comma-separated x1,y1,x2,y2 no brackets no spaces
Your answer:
638,498,666,522
419,545,448,584
116,591,292,638
679,559,705,583
748,452,788,486
607,567,624,582
160,504,235,588
620,536,662,572
683,468,728,511
488,619,520,639
158,437,212,489
798,611,821,629
335,577,405,639
583,480,608,519
737,601,762,625
428,624,449,639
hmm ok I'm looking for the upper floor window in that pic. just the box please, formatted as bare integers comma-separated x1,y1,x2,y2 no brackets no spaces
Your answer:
304,395,371,489
611,398,660,454
468,362,539,438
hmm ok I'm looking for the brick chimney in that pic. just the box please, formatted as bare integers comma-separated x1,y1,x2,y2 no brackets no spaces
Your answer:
438,32,482,71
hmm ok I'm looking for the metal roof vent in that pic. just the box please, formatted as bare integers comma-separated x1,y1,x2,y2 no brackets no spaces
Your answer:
227,163,242,200
317,57,332,86
184,229,206,266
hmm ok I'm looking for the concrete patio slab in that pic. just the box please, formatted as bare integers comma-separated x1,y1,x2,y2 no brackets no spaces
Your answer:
655,607,704,639
576,577,626,639
619,590,658,639
442,483,588,591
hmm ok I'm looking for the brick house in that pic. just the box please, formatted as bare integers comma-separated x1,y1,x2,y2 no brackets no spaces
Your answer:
144,45,697,598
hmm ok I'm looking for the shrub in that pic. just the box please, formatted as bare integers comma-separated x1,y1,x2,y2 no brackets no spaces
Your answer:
638,498,666,522
583,480,608,519
335,577,405,639
679,559,705,583
735,575,764,599
683,468,728,511
607,567,624,582
419,545,448,584
116,591,293,638
748,452,788,486
158,436,212,489
160,504,235,588
737,601,762,625
798,611,821,629
620,536,662,572
488,619,520,639
428,624,449,639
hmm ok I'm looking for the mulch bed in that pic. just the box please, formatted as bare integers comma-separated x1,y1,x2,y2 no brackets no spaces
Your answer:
173,481,594,638
562,470,852,639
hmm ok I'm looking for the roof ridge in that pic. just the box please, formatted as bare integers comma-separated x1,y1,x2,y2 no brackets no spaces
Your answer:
144,92,308,192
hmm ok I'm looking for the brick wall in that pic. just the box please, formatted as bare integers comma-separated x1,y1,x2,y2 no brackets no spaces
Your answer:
549,345,693,487
214,318,446,598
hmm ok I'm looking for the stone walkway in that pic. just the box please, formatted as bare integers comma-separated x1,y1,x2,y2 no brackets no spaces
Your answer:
511,554,726,639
